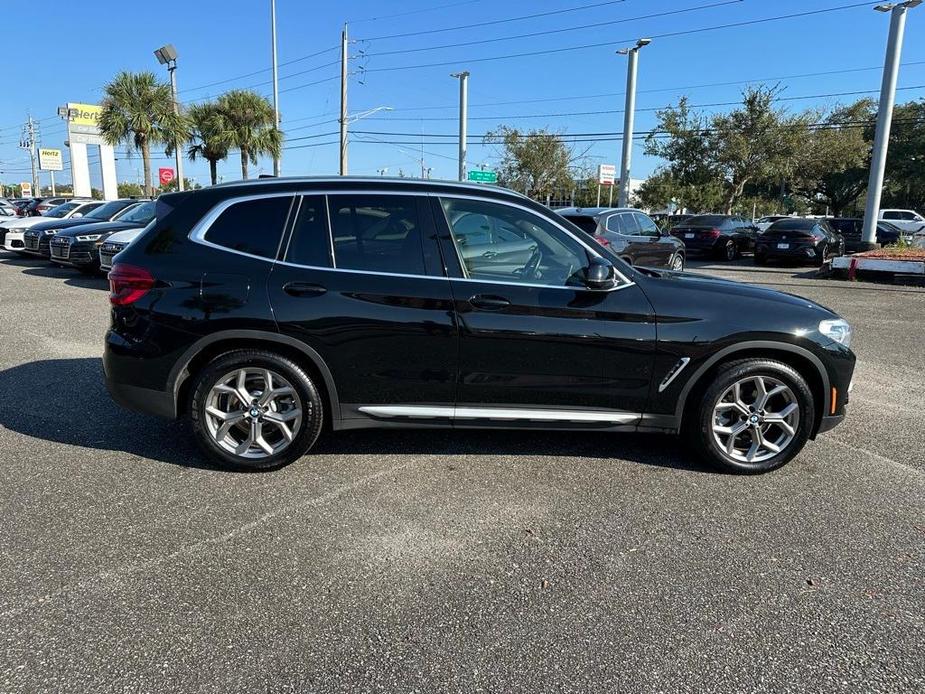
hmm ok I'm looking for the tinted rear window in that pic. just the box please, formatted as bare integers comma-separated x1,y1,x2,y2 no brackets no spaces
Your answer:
560,215,597,234
683,215,729,227
769,219,815,231
204,196,293,259
285,196,331,267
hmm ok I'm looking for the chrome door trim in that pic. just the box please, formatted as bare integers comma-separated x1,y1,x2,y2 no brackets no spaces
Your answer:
358,404,640,424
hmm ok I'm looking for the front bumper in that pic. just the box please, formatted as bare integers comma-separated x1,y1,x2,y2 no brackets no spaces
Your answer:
49,238,100,267
1,228,26,250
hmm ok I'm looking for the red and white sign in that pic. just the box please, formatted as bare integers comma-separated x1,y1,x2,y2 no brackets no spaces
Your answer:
597,164,616,186
158,167,175,185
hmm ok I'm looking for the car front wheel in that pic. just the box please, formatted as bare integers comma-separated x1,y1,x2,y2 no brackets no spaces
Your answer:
670,253,685,271
686,359,815,474
189,349,324,470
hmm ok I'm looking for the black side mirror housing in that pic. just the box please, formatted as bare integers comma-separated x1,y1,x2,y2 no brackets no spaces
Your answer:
585,256,616,290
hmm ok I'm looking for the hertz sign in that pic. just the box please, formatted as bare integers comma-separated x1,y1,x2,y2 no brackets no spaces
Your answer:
66,102,104,145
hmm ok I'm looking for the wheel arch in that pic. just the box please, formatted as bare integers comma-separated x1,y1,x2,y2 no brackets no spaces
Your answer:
675,341,830,438
170,330,340,429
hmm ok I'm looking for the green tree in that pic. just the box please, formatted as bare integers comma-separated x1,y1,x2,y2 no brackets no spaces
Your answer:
882,100,925,211
117,181,144,198
792,100,874,216
98,71,190,197
157,177,202,194
213,90,282,180
484,127,579,199
186,102,229,186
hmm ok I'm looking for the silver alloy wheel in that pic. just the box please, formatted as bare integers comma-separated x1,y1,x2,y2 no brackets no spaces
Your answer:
204,368,303,459
725,240,736,260
711,375,799,464
671,253,684,271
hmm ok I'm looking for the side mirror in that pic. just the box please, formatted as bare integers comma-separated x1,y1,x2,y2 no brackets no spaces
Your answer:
584,256,616,290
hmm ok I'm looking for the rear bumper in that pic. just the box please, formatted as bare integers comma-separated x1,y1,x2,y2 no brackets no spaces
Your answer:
105,377,176,419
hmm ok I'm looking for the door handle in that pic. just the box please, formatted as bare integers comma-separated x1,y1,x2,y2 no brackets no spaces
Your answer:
469,294,510,311
283,281,327,297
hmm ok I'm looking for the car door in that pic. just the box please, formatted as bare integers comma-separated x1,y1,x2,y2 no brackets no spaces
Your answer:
633,212,673,267
268,192,458,423
606,212,650,266
434,194,656,421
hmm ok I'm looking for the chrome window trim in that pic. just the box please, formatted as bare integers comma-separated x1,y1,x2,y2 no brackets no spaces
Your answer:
188,188,635,292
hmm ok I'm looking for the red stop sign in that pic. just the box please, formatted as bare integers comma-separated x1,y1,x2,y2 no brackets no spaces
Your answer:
158,167,175,185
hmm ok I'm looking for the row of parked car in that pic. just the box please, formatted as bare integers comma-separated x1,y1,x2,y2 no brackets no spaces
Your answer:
0,197,154,274
552,205,923,270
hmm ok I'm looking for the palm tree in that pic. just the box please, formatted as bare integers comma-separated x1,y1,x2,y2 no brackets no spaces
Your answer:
213,89,282,180
186,102,228,186
98,71,190,196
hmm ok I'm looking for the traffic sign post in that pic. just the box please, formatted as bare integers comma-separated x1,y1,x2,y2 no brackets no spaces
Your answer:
159,167,176,186
467,170,497,183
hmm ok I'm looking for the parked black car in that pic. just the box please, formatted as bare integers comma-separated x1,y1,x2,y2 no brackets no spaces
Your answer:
104,178,855,474
670,215,759,260
49,200,156,273
824,217,903,252
22,199,142,258
755,218,846,266
555,207,686,270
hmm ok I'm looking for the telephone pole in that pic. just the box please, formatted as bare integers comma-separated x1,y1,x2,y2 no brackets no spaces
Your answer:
860,0,921,248
270,0,281,176
20,116,38,195
616,38,651,207
451,71,469,182
339,23,349,176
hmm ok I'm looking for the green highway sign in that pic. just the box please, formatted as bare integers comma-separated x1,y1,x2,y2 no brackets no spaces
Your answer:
467,170,497,183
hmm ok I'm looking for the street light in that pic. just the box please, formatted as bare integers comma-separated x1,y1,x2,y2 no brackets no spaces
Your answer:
860,0,920,247
615,38,651,207
153,43,184,192
451,71,470,182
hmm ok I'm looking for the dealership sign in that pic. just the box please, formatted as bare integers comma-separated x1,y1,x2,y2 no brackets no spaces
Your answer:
62,102,104,145
159,167,175,185
39,148,63,171
597,164,616,186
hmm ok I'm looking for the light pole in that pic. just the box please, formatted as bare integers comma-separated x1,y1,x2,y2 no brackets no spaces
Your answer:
270,0,281,176
339,24,349,175
154,44,185,192
451,71,469,182
616,38,650,207
860,1,921,248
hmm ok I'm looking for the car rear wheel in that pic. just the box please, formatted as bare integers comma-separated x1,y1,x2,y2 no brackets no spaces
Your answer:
685,359,815,474
817,242,829,266
189,349,324,470
670,253,685,271
717,239,738,261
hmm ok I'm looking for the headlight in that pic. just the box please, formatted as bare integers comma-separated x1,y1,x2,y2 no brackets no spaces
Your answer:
819,318,852,348
75,234,103,242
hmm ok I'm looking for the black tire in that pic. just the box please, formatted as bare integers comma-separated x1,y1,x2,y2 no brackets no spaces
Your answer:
717,239,737,261
684,358,815,474
189,349,324,471
669,252,685,271
816,242,829,267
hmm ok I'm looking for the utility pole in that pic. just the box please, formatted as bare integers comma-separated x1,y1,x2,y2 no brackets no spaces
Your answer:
154,44,184,191
616,38,651,207
20,116,38,195
451,71,469,182
270,0,281,176
861,1,921,248
339,24,349,176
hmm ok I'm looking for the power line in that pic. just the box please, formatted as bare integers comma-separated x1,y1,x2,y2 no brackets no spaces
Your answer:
364,1,876,73
180,46,339,94
362,0,629,41
365,0,740,57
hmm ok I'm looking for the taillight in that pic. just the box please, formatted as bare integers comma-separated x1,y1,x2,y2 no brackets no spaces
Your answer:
108,263,155,305
706,228,722,238
594,235,611,247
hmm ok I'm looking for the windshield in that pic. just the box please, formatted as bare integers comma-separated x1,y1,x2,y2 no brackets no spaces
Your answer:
85,200,130,220
44,201,81,218
683,215,729,227
116,201,156,224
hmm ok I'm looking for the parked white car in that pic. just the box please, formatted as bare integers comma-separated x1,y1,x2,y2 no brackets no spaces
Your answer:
98,223,150,270
0,199,99,252
878,209,925,234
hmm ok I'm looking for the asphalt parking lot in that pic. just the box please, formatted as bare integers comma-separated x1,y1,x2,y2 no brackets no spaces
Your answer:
0,252,922,693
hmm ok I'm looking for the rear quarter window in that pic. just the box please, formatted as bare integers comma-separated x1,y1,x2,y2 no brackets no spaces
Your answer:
203,196,294,259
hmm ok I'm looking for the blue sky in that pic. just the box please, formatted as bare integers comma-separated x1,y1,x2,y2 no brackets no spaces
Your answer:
1,0,923,190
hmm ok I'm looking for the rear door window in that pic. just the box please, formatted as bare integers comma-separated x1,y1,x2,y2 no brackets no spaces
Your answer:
328,194,425,275
634,212,659,236
284,196,331,267
204,195,294,259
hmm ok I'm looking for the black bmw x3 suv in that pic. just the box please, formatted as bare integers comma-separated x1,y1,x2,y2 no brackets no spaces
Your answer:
104,178,855,474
